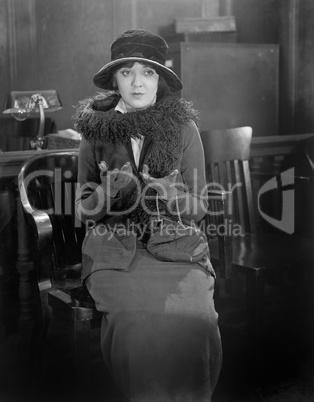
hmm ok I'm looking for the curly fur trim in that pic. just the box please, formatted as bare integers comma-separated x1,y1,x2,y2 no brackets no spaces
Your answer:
73,91,199,143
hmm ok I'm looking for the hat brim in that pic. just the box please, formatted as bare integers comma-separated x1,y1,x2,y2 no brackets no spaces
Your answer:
93,57,183,92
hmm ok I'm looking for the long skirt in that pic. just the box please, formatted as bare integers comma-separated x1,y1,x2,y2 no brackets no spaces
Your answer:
86,244,222,402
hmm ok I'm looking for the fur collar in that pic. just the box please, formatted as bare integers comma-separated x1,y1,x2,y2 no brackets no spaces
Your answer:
73,91,199,146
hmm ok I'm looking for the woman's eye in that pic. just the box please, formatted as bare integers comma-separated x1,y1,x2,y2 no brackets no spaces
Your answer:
145,70,155,76
120,70,131,76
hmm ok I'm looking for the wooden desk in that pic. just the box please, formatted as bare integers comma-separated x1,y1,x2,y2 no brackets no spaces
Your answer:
0,150,40,177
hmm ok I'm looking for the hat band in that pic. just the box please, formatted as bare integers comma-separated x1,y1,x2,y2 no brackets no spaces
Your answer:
111,44,166,65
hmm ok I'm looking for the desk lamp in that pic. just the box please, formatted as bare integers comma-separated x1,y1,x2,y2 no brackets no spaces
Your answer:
2,90,62,150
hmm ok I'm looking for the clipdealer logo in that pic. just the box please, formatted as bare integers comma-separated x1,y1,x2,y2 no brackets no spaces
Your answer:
257,168,295,234
21,166,297,235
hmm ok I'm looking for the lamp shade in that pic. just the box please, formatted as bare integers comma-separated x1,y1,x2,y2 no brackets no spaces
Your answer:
3,90,62,115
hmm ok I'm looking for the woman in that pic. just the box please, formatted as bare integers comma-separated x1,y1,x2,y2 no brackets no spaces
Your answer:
74,29,222,402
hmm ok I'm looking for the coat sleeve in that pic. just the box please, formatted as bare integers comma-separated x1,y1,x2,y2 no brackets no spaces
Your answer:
167,120,208,223
75,137,121,224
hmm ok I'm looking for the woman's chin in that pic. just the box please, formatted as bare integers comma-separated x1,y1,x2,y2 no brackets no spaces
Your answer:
124,97,156,111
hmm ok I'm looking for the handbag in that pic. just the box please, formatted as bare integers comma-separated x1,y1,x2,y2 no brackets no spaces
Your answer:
146,194,216,276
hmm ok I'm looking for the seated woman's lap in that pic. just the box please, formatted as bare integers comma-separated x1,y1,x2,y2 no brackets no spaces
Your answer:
86,248,222,401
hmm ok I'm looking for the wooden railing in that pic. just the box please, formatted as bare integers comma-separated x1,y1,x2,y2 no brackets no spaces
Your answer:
249,133,314,237
251,132,314,172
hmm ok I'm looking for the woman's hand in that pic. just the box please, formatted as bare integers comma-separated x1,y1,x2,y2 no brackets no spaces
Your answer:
140,164,178,200
99,161,133,198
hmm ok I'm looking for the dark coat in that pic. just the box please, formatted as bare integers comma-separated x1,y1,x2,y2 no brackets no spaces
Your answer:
74,92,208,229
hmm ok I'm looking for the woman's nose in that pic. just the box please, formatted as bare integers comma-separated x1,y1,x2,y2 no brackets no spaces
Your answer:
132,73,142,87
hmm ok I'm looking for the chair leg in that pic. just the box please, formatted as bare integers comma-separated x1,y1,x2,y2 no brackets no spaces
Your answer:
29,306,51,395
246,272,265,387
29,286,52,395
73,320,91,402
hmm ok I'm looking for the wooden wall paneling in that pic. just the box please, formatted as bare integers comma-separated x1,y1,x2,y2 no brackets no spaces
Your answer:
112,0,138,35
278,0,299,135
180,42,279,136
34,0,115,130
228,0,314,135
0,1,11,101
8,0,37,91
295,0,314,133
113,0,211,37
1,0,37,103
232,0,280,44
201,0,219,18
219,0,234,16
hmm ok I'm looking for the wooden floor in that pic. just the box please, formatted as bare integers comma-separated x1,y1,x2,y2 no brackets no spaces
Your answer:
1,272,314,402
214,318,314,402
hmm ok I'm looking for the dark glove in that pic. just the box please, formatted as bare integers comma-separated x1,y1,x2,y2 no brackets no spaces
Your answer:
99,161,133,198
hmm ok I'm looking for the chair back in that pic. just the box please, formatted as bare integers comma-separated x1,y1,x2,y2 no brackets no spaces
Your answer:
201,126,255,234
18,150,84,287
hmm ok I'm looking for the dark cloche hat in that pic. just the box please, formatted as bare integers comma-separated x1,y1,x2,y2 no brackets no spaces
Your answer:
93,29,183,92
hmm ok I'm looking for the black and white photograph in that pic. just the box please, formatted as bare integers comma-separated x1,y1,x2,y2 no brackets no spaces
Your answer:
0,1,313,401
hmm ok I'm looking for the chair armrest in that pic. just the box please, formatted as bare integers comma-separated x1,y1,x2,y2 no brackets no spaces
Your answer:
48,289,102,321
206,190,232,279
18,166,54,290
23,208,54,292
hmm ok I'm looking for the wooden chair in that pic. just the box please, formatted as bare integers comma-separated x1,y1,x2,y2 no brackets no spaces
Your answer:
201,127,312,381
18,150,102,401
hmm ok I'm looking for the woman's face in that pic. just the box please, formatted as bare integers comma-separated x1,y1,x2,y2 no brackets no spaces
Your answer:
114,62,159,110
